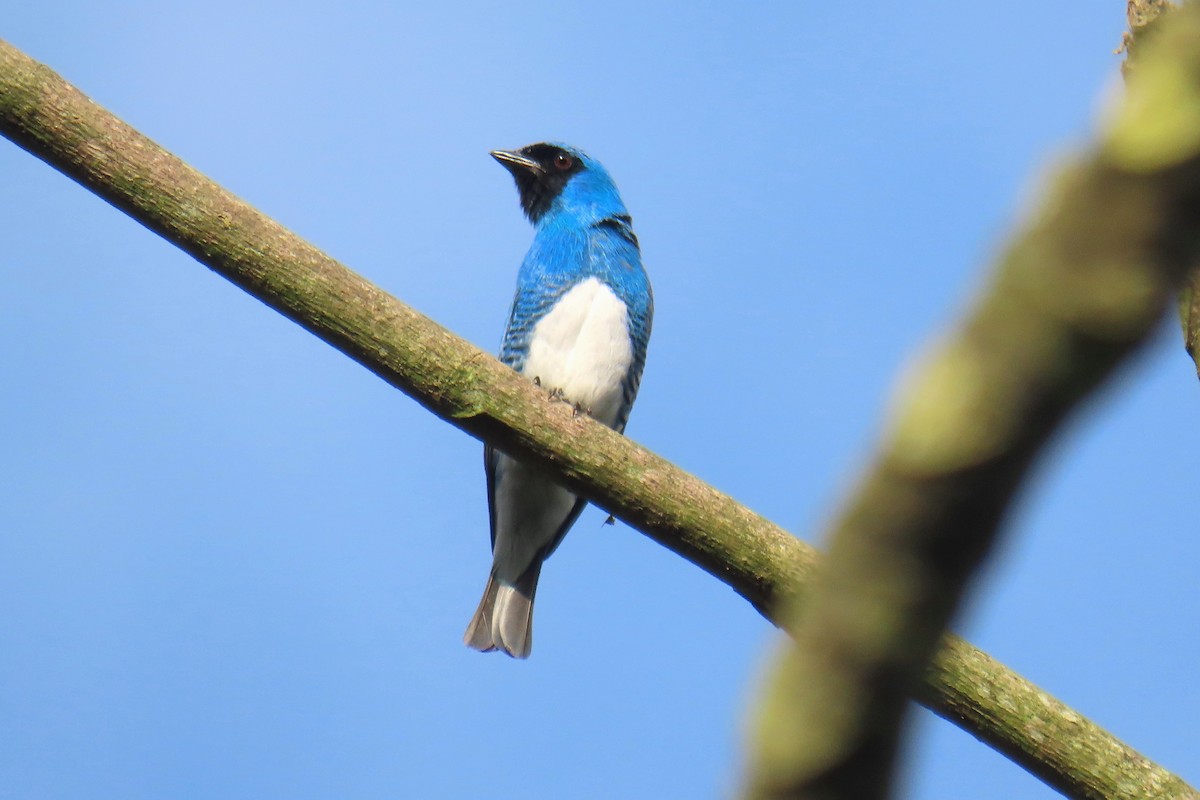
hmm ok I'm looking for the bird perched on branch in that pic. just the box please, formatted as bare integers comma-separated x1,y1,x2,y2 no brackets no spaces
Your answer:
464,142,653,658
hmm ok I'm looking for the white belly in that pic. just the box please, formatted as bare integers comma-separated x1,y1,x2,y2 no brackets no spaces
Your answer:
522,277,633,428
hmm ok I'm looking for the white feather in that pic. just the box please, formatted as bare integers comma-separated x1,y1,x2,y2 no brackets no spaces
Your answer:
522,277,633,427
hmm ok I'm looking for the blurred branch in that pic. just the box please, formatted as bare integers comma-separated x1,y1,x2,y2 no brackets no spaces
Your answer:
1122,0,1200,378
1118,0,1176,77
745,5,1200,800
0,38,1193,800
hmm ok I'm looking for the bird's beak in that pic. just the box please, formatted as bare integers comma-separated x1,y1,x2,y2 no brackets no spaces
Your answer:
490,149,543,175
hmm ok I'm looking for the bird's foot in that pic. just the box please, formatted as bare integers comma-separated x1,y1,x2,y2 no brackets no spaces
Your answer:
533,379,581,410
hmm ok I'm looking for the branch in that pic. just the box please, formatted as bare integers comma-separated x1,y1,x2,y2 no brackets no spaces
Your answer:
1124,0,1200,381
0,39,1191,800
745,4,1200,799
1119,2,1200,382
1119,0,1176,78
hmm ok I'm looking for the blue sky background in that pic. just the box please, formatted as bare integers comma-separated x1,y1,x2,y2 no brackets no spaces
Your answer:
2,3,1196,798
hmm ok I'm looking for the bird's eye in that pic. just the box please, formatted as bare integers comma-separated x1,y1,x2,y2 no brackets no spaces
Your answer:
553,153,574,171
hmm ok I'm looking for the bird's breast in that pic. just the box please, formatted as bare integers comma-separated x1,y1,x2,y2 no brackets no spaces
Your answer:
523,277,633,428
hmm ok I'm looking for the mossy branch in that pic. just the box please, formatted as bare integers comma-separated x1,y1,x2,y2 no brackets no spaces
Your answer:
744,5,1200,799
1105,23,1200,784
0,38,1192,800
1124,0,1200,379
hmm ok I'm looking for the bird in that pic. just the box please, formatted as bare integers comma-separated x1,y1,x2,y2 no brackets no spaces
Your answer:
464,142,654,658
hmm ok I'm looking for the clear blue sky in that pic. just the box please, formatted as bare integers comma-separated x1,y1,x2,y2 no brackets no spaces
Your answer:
3,3,1196,798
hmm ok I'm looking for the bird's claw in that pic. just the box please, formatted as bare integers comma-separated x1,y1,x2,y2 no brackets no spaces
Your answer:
532,376,567,403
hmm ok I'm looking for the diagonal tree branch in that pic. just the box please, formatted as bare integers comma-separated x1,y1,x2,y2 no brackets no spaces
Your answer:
744,4,1200,799
0,38,1192,800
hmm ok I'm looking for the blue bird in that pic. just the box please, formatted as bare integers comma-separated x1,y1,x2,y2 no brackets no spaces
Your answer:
464,142,653,658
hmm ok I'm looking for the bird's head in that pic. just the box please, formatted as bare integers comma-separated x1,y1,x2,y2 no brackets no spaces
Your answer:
491,142,627,225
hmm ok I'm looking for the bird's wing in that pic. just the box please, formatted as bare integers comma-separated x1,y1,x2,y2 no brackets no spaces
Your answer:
538,494,589,561
483,445,589,559
497,244,584,373
484,443,498,550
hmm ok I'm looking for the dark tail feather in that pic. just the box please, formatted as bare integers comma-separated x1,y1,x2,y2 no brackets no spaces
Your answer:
464,571,501,653
463,562,542,659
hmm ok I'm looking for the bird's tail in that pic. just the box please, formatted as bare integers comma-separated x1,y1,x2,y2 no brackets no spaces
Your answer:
463,561,542,659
